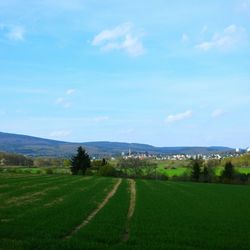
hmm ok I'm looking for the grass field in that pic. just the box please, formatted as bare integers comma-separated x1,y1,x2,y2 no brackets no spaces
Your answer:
157,164,250,177
0,167,71,175
157,166,190,177
215,166,250,176
1,174,250,249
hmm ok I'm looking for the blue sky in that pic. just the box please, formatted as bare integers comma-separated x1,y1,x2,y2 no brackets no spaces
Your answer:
0,0,250,148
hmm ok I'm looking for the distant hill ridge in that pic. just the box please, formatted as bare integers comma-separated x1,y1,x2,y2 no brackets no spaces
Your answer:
0,132,233,157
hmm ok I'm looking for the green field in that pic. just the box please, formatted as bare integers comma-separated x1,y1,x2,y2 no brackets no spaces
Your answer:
158,166,250,177
214,166,250,176
1,174,250,249
0,167,71,175
157,166,190,177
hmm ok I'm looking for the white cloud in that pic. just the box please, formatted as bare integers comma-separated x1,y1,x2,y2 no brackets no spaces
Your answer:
55,97,71,108
92,23,130,45
49,130,72,138
6,25,25,41
55,89,76,108
196,25,247,51
66,89,75,95
211,109,226,118
165,110,192,124
92,23,145,57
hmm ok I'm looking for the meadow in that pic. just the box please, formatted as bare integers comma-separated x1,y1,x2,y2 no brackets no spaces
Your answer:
1,174,250,249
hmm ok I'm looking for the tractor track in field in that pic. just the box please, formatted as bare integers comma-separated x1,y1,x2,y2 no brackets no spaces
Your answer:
121,179,136,242
64,178,122,240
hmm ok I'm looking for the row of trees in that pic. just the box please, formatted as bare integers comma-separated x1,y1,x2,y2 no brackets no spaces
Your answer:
69,147,165,179
70,147,121,177
2,147,250,184
0,152,33,166
190,158,249,184
0,151,70,167
222,154,250,168
193,155,250,169
69,147,250,184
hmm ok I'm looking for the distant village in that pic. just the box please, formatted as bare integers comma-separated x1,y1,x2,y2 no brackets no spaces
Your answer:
119,147,250,161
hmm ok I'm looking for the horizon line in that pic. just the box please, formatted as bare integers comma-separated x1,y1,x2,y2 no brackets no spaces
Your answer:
0,131,241,149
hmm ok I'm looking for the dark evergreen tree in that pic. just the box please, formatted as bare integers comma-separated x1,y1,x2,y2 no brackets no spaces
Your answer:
203,166,209,176
191,158,202,181
70,147,91,175
202,166,213,183
101,158,107,166
221,161,235,182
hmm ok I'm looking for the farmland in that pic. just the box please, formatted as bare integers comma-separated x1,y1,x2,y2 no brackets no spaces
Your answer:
1,174,250,249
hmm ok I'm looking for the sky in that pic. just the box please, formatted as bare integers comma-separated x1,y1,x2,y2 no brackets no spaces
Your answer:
0,0,250,148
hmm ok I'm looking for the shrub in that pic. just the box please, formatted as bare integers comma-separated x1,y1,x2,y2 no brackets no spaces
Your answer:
234,173,249,184
23,169,31,174
239,173,249,183
98,165,117,177
171,172,190,182
8,168,17,173
85,168,94,176
45,168,53,174
200,166,216,183
155,173,168,180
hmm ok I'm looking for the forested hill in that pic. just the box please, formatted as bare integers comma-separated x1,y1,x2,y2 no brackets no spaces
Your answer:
0,132,233,157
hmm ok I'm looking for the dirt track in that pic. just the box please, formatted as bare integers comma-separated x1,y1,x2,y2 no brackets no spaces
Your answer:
121,179,136,242
64,178,122,240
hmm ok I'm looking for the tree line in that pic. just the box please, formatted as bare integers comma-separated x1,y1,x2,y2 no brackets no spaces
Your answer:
185,157,250,184
69,147,250,184
0,152,33,166
69,147,166,179
1,147,250,184
0,151,71,168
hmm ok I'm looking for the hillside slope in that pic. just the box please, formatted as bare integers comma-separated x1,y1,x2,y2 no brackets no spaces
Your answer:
0,132,233,157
